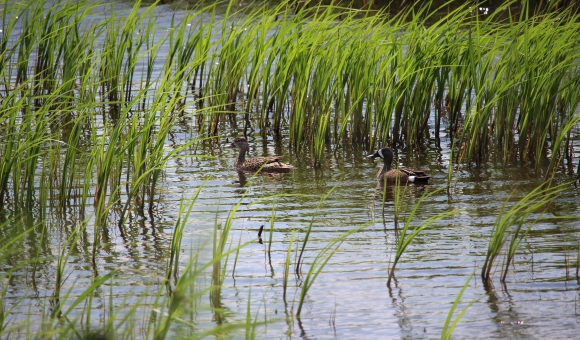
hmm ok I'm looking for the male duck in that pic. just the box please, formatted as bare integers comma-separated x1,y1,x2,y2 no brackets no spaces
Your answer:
367,147,430,183
226,137,294,173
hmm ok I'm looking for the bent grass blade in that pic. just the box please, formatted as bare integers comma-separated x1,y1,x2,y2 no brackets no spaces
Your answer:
441,274,477,340
388,188,459,286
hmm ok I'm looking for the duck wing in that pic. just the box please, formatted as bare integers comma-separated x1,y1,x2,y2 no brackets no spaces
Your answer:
239,156,293,172
263,155,284,164
401,168,431,182
262,155,294,172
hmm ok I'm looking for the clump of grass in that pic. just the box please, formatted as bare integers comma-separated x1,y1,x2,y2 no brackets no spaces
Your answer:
481,181,571,283
0,0,213,225
2,0,580,218
1,195,265,339
0,0,579,337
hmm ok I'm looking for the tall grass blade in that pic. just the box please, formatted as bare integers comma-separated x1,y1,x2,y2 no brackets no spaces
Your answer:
441,274,476,340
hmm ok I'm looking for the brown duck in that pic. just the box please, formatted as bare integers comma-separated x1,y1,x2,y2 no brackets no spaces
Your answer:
226,137,294,172
367,147,430,183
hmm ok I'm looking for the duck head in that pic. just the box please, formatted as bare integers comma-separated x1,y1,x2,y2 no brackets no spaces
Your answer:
226,137,249,150
367,147,394,162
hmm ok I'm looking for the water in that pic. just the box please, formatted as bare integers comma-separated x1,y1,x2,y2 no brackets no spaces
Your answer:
186,136,579,339
2,1,580,339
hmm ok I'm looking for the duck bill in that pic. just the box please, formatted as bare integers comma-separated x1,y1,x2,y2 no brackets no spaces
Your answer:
367,151,380,159
225,142,236,148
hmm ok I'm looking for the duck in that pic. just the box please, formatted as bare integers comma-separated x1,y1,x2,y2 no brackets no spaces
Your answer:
367,147,430,183
226,137,294,173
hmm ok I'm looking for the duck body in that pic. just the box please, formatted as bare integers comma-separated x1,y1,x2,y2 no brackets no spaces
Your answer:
227,137,294,173
367,147,430,183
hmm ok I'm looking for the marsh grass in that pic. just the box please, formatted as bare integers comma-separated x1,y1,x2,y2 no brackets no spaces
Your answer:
268,204,275,254
441,274,476,340
283,230,295,302
296,186,337,274
2,0,580,217
481,182,572,283
1,0,580,337
295,224,365,317
191,0,580,171
387,188,458,286
166,182,206,292
0,196,268,339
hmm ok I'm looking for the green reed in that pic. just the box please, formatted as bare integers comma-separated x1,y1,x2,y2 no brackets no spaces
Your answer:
4,0,579,220
92,110,124,224
481,182,571,283
441,274,476,340
296,224,366,317
0,0,579,335
296,186,336,274
166,183,205,291
283,230,295,302
0,92,25,209
268,204,275,254
99,2,135,119
211,192,246,317
0,279,6,333
51,221,84,318
0,198,264,339
388,188,457,286
58,115,82,209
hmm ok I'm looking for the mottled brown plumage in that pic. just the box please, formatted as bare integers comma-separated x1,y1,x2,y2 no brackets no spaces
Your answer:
367,147,430,183
226,137,293,173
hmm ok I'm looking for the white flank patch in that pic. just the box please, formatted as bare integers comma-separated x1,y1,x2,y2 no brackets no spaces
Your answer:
408,176,416,182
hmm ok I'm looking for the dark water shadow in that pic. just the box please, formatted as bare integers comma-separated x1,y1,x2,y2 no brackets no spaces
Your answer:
233,170,291,188
387,277,414,337
296,315,312,340
482,278,530,338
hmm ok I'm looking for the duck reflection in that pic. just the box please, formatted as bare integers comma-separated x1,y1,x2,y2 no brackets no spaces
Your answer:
235,170,248,187
233,170,288,188
372,181,430,203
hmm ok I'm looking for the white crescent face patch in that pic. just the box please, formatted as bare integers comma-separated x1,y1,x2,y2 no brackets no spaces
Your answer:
378,148,384,159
